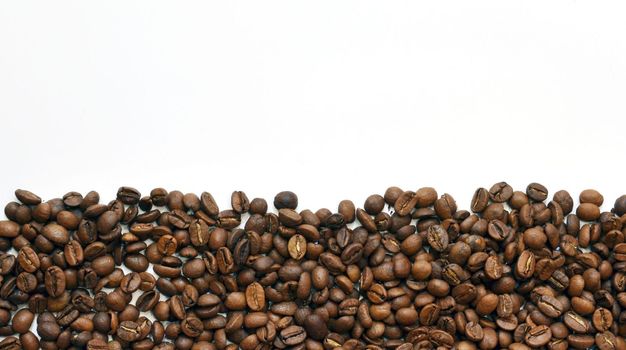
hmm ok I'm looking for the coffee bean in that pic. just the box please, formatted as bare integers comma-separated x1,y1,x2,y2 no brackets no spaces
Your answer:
595,331,617,350
288,234,307,260
465,321,484,341
537,295,564,318
526,183,548,202
274,191,298,210
427,224,448,252
11,308,34,334
471,188,490,213
189,219,209,247
63,192,83,207
41,223,69,245
181,317,203,337
577,203,601,221
44,266,66,297
489,182,513,203
394,191,418,216
157,235,178,256
516,250,536,279
280,325,307,346
15,189,41,205
525,325,552,347
434,193,457,219
245,282,266,311
117,320,142,342
17,246,40,273
304,314,328,340
364,195,385,215
92,255,116,276
117,187,141,205
231,191,250,214
0,221,20,239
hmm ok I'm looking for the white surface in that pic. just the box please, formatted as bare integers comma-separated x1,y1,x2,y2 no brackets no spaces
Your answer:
1,0,626,341
1,1,626,209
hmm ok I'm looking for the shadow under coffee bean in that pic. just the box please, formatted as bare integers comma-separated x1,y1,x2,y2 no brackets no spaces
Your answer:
0,184,626,350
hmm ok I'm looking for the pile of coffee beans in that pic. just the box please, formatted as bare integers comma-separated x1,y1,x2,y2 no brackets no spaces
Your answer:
0,184,626,350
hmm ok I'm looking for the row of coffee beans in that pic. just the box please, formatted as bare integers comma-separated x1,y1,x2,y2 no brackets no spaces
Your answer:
0,184,626,350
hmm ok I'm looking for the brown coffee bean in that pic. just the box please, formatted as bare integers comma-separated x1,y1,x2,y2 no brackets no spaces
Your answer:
489,182,513,203
590,307,613,332
17,246,40,273
181,317,203,337
280,325,307,346
0,220,20,238
189,219,209,247
525,325,552,347
245,282,265,311
304,314,328,340
37,321,61,341
92,255,116,276
595,331,617,350
465,321,484,341
44,266,66,297
471,188,490,213
11,308,34,334
274,191,298,210
157,235,178,256
231,191,250,214
42,223,70,245
516,250,536,279
434,193,457,219
288,234,307,260
564,311,589,333
537,295,563,318
364,195,385,215
526,183,548,202
394,191,418,217
427,224,448,252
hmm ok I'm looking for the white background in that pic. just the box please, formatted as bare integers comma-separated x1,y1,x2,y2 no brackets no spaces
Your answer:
1,0,626,342
1,1,626,210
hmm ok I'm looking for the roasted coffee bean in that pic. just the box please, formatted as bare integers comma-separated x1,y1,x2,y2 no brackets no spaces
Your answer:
537,295,563,318
304,314,328,340
245,282,266,311
17,246,40,273
231,191,250,214
37,321,61,341
471,188,490,213
11,308,34,334
189,219,209,247
516,250,536,279
64,240,84,266
42,223,70,245
489,182,513,203
181,317,203,337
427,224,448,252
564,311,590,333
394,191,419,216
280,325,307,346
117,187,141,205
117,320,142,342
44,266,66,297
525,325,552,347
157,235,178,256
274,191,298,210
526,183,548,202
288,234,307,260
0,221,20,238
592,307,613,332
